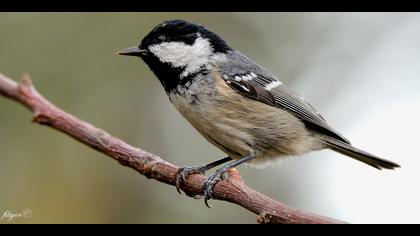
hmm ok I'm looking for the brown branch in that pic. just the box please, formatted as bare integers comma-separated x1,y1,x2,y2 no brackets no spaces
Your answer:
0,72,346,224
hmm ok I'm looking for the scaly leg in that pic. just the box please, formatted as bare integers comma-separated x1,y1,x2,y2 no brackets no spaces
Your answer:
175,156,232,194
203,154,255,208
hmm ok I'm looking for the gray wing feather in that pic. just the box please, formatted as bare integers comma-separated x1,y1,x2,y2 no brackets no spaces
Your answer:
217,51,350,144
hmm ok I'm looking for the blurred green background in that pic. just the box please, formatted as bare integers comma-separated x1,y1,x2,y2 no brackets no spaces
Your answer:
1,13,419,223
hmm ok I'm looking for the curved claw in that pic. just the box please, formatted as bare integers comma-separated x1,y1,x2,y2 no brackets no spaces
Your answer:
175,166,206,194
175,168,186,194
202,171,225,208
175,168,188,194
204,196,213,208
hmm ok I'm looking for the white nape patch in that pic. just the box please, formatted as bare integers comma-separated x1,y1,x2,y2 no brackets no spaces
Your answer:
148,36,225,78
265,80,282,91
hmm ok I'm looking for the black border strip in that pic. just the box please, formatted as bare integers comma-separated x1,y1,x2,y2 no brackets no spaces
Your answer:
0,0,419,12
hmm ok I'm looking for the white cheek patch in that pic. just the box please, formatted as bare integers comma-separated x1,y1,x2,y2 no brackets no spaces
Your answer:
149,42,192,68
148,37,215,78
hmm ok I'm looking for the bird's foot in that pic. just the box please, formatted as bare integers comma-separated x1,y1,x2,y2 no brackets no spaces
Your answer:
203,170,227,208
175,166,206,194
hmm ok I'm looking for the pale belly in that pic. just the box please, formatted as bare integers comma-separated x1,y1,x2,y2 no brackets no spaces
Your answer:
168,88,320,166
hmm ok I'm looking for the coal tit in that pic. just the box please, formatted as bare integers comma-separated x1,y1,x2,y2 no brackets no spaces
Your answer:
118,19,400,206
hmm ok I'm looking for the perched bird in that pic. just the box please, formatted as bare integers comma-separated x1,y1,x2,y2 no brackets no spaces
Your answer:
118,19,400,206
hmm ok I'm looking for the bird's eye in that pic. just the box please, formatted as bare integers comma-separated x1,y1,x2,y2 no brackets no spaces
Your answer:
158,35,166,41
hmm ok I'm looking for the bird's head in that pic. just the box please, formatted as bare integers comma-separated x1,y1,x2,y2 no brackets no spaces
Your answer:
118,19,231,92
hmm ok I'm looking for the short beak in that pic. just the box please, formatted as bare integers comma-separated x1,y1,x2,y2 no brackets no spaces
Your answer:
117,46,148,57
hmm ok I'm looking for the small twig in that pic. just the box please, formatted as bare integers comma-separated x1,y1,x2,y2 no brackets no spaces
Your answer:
0,72,345,224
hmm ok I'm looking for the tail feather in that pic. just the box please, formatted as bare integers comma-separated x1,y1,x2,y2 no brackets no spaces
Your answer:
321,137,400,170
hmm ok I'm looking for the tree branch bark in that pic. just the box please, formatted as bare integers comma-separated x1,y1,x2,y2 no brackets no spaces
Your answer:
0,72,345,224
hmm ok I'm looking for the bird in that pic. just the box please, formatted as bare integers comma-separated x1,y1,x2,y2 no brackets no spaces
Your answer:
117,19,400,207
